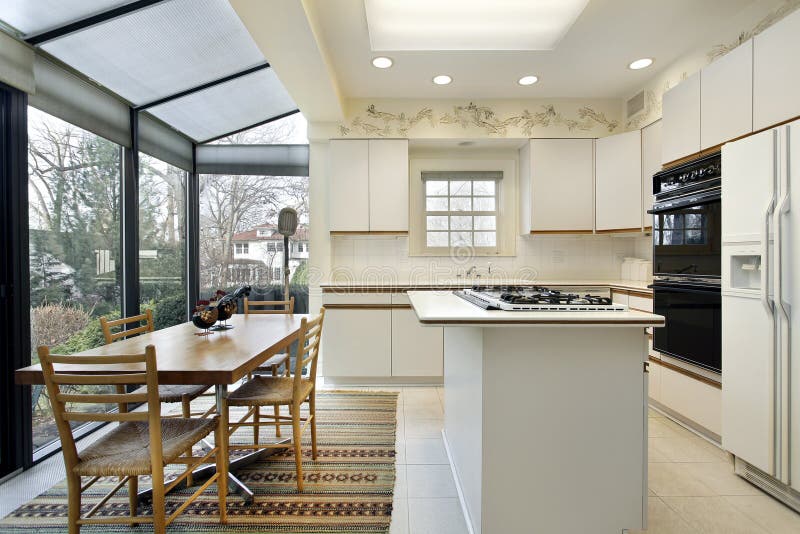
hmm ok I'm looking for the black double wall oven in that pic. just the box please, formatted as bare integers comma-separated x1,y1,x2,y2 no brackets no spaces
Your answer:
649,153,722,373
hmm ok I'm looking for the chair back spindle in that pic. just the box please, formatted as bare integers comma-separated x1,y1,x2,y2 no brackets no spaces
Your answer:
244,296,295,315
100,309,154,344
292,308,325,401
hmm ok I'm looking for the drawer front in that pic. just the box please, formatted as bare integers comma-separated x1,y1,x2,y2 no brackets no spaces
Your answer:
322,292,392,306
611,289,629,306
390,293,411,305
629,294,653,312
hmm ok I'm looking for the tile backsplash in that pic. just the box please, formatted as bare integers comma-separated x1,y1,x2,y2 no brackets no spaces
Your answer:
329,234,653,282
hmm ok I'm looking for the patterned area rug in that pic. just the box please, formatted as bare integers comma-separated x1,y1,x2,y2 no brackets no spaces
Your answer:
0,390,398,533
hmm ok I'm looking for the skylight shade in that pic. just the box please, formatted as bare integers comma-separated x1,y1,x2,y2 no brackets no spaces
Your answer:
0,0,131,36
40,0,265,105
364,0,590,51
146,69,297,142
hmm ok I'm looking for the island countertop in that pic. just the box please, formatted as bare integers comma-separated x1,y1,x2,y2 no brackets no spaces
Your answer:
320,278,653,294
407,290,664,327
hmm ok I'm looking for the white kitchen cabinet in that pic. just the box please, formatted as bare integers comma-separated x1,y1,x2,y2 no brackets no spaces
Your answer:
529,138,594,233
662,71,701,165
368,139,409,231
391,308,443,376
701,40,753,150
641,120,662,229
329,140,369,231
322,308,392,377
753,8,800,131
329,139,409,233
595,129,642,232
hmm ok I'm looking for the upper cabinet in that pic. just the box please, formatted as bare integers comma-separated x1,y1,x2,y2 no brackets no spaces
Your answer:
753,8,800,132
596,129,642,232
526,138,594,233
368,139,409,231
329,140,369,231
329,139,409,233
662,71,701,165
641,120,662,229
701,39,753,150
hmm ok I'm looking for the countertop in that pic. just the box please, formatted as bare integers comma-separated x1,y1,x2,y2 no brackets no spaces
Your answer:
407,291,664,327
320,279,653,294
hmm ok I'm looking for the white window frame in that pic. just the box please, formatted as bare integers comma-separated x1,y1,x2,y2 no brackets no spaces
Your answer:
234,242,248,254
409,158,517,257
422,171,500,253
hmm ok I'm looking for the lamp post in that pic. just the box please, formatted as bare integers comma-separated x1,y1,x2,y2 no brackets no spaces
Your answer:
277,207,298,303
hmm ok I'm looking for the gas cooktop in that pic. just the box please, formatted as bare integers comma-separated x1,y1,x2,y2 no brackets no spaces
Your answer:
455,286,627,312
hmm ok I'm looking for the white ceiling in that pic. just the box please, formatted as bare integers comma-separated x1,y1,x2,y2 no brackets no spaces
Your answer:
305,0,782,99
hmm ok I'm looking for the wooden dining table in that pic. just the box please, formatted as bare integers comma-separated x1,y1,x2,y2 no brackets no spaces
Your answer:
15,313,311,504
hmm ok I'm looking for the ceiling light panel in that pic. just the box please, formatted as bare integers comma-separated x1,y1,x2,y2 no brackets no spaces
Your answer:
0,0,131,36
365,0,589,51
40,0,265,105
146,69,297,142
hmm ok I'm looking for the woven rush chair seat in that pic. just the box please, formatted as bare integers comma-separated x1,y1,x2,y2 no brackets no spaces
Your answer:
76,418,217,477
228,376,313,406
130,384,210,404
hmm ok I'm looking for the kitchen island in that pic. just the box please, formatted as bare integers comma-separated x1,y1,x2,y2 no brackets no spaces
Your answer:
407,290,664,534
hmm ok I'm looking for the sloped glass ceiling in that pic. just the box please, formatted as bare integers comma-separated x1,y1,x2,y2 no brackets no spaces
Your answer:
0,0,298,142
0,0,132,36
148,69,297,142
40,0,266,106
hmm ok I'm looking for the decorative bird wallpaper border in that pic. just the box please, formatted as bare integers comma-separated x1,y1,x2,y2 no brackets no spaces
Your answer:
338,102,620,138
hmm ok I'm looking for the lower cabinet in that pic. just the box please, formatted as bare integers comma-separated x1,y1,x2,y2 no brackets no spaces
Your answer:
322,309,392,377
321,301,444,379
391,308,443,376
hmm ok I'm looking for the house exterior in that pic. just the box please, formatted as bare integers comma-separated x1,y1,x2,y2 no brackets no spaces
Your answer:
231,224,309,284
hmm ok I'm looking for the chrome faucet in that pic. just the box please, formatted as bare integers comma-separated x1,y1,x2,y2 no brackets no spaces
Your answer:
466,265,478,277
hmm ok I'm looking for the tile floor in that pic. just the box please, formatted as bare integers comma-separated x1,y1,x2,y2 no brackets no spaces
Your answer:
2,384,800,534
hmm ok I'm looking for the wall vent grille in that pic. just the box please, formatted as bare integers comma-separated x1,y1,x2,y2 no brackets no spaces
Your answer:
626,90,646,118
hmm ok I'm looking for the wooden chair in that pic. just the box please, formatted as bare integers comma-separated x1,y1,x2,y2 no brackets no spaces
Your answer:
38,345,227,534
225,308,325,492
243,297,296,439
100,311,210,419
243,296,295,376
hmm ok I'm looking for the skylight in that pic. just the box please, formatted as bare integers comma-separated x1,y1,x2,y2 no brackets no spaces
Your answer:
364,0,589,51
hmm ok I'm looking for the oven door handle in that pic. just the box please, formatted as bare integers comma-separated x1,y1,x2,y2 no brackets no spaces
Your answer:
650,283,721,294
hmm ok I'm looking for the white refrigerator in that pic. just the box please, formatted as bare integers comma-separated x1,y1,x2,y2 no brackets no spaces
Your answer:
721,118,800,505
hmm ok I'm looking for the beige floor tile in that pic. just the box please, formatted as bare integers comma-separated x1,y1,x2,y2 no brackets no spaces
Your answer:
405,403,444,420
660,496,769,533
406,465,458,498
405,438,449,465
628,496,694,534
408,498,469,534
389,497,410,534
405,419,444,439
403,387,441,406
724,495,800,533
394,464,408,499
681,461,763,496
648,438,670,462
649,417,687,438
648,462,716,497
650,436,727,463
395,439,406,464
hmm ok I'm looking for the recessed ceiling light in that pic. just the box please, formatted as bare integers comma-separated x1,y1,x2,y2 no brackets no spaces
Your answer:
372,56,393,69
628,58,654,70
518,75,539,86
433,75,452,85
